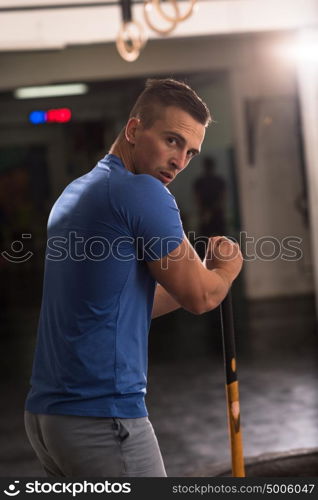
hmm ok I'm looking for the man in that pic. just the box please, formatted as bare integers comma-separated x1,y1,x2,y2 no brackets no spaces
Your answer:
24,78,243,477
193,156,227,239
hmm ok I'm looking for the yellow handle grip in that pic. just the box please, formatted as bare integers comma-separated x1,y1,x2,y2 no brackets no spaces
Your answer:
226,380,245,477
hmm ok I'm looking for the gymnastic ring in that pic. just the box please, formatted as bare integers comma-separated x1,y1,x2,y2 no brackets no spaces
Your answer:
116,21,146,62
143,0,178,36
154,0,197,22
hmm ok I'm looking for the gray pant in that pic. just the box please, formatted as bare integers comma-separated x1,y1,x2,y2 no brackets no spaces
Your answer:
24,411,167,477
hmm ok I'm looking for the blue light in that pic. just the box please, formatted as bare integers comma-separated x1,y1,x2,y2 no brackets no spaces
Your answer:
29,110,46,124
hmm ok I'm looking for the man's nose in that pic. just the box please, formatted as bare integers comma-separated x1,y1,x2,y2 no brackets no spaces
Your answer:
170,152,187,171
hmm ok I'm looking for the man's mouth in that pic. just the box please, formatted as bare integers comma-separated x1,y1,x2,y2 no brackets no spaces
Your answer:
159,171,173,184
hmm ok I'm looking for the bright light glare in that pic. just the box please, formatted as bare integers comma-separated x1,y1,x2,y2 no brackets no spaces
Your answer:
288,44,318,63
14,83,88,99
282,33,318,63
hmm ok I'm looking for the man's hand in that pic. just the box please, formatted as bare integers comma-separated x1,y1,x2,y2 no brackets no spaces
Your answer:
204,236,243,285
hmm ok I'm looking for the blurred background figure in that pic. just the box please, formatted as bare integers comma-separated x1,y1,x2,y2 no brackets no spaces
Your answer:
193,156,227,259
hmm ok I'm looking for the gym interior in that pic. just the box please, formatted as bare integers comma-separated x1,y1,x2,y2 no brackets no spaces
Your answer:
1,0,318,477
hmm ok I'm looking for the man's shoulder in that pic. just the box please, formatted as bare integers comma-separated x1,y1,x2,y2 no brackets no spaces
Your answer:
113,172,173,200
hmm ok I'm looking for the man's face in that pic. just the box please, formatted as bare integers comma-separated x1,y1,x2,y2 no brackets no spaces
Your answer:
129,106,206,186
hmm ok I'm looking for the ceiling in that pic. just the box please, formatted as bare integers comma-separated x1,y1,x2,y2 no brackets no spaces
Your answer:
0,0,317,52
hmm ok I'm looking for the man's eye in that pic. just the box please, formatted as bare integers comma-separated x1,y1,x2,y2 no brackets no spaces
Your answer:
167,137,177,145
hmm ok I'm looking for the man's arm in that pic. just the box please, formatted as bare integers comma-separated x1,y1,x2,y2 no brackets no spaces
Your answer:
147,235,242,316
152,284,181,319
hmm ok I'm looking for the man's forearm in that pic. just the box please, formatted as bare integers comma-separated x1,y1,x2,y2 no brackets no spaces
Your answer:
151,284,182,319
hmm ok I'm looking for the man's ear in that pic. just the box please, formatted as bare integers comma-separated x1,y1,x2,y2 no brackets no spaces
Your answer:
125,117,141,144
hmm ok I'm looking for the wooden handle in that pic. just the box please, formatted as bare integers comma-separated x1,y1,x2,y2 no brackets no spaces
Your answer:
226,380,245,477
220,292,245,477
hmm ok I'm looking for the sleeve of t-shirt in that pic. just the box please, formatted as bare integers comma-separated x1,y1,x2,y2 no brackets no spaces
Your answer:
116,174,184,262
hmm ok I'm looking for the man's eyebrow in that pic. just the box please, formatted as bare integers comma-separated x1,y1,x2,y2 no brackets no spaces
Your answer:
164,131,200,155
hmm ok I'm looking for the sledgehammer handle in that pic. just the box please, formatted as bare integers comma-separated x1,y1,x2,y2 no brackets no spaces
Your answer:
220,291,245,477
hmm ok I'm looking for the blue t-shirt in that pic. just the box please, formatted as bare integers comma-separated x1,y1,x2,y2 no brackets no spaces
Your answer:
25,154,184,418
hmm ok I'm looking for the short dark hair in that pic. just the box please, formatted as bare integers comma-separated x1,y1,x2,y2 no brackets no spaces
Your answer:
129,78,212,128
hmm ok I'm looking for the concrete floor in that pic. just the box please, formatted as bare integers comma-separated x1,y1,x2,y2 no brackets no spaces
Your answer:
1,295,318,477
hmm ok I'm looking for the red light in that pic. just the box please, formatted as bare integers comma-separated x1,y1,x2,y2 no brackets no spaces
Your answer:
46,108,71,123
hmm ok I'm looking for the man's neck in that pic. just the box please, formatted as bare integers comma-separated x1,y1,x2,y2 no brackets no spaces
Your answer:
109,130,136,174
